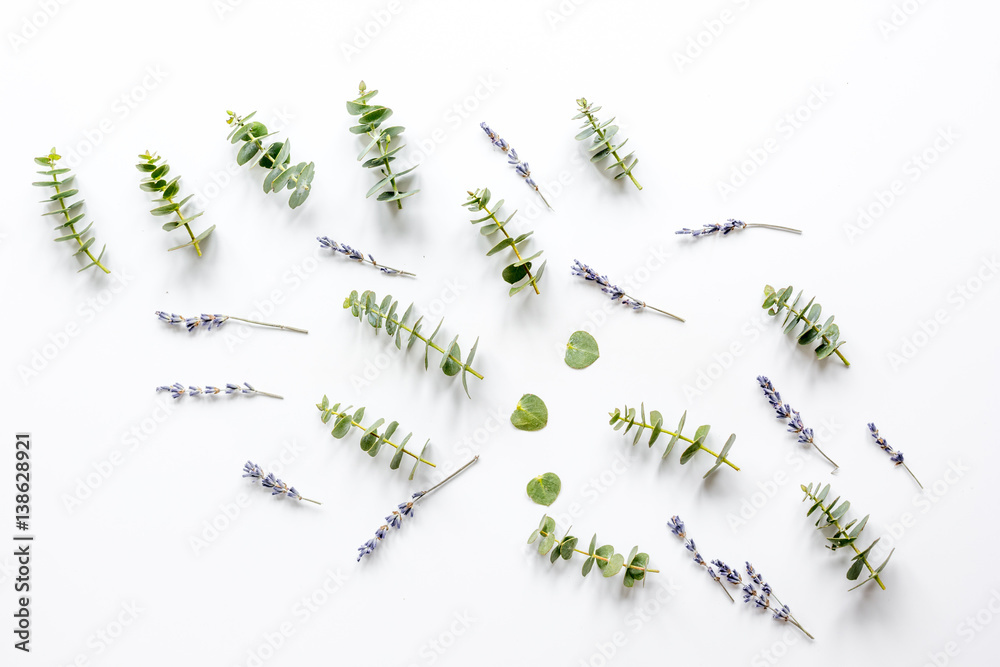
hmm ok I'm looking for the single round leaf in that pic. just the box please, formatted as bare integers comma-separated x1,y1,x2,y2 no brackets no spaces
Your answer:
526,472,561,506
564,331,600,369
502,262,530,284
511,394,548,431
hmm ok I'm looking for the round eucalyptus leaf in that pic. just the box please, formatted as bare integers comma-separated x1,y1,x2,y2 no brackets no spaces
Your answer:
511,394,548,431
526,472,561,506
564,331,600,369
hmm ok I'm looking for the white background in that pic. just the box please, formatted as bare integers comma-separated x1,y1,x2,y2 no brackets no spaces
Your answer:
2,1,998,665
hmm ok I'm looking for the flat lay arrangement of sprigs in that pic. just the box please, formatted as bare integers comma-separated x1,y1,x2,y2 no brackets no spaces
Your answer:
33,86,917,641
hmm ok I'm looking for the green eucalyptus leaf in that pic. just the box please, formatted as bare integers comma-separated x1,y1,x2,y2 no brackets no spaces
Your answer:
664,411,686,459
565,331,600,369
511,394,548,431
526,473,561,506
594,545,614,569
560,536,578,560
502,262,530,284
602,553,625,578
680,442,701,465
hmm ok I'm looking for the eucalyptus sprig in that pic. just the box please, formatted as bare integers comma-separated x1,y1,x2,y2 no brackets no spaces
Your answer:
315,396,434,480
226,110,315,209
608,404,739,479
763,285,849,366
343,290,482,398
347,81,418,208
462,188,545,296
573,98,641,190
528,514,658,588
136,152,215,256
33,148,110,273
800,482,893,592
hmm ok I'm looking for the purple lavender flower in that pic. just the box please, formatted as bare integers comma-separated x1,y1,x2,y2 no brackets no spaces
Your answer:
666,515,733,601
356,456,478,562
676,219,800,238
357,538,378,561
756,376,839,469
317,236,414,277
157,382,283,400
571,260,684,321
738,562,811,637
156,382,186,399
667,515,686,538
743,584,768,608
243,461,319,504
676,220,747,237
712,559,743,585
867,423,922,488
156,311,184,325
480,122,551,208
155,311,307,334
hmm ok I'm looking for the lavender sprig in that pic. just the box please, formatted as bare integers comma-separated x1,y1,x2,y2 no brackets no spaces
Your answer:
666,515,733,601
317,236,415,277
676,219,801,238
242,461,320,504
480,123,551,209
357,456,478,561
155,311,308,334
757,376,839,469
867,423,922,488
571,260,684,322
740,562,813,639
157,382,283,400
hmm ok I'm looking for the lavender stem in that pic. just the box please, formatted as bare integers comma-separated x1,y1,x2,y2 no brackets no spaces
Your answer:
226,316,308,334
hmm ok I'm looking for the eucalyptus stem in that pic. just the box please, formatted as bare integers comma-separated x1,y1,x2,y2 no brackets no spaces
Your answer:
803,489,885,591
538,530,660,574
373,132,402,210
328,411,436,467
579,108,641,191
238,118,301,190
781,302,848,367
486,208,539,295
168,202,202,256
50,172,110,273
225,316,308,334
609,414,740,471
366,303,484,380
